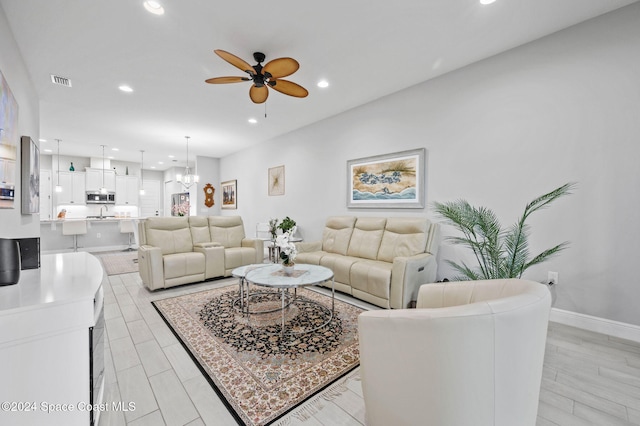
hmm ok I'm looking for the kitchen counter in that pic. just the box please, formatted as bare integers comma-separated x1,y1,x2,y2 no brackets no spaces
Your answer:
40,216,134,223
0,252,103,318
0,252,104,426
40,218,140,253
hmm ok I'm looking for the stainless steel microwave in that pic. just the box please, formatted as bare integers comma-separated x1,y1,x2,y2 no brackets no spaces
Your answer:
86,191,115,204
0,184,15,201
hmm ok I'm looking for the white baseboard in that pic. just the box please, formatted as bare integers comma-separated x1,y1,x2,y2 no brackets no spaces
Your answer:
550,307,640,343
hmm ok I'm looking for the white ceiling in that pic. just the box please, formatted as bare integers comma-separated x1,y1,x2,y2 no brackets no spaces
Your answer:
1,0,637,170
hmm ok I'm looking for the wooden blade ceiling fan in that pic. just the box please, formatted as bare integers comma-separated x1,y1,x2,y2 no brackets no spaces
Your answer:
205,50,308,104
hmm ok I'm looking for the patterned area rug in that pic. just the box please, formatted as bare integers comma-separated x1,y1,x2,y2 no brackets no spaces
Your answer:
153,285,363,426
95,251,138,275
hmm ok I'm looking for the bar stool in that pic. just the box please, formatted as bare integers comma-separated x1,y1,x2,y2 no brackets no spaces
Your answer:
62,220,87,252
119,219,136,251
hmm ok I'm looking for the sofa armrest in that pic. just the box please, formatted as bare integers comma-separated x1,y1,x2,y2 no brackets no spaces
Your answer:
194,244,225,279
295,241,321,253
138,245,165,290
241,238,264,264
389,253,438,309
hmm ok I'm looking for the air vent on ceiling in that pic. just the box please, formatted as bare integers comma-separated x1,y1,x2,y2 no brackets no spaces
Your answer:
50,74,72,87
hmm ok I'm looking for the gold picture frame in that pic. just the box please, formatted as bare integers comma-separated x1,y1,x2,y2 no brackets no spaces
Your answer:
268,165,285,196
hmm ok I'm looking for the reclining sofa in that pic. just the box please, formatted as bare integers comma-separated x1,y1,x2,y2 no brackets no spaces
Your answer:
295,216,440,309
138,216,263,290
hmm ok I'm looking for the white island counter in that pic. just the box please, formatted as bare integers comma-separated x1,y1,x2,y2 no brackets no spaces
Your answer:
0,252,104,426
40,217,139,253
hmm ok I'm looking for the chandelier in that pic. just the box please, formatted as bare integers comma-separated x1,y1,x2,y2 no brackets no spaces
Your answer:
176,136,199,189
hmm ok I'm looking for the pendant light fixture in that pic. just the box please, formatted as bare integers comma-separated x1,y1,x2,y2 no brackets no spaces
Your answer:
176,136,199,189
100,145,107,194
55,139,63,193
139,150,145,195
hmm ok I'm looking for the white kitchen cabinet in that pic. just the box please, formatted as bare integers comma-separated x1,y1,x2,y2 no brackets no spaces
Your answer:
86,168,115,191
40,169,53,220
0,158,16,184
115,175,139,205
56,171,86,204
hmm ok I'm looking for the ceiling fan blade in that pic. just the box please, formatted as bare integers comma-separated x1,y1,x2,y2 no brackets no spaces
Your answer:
263,57,300,79
269,79,309,98
249,84,269,104
205,76,250,84
214,49,254,74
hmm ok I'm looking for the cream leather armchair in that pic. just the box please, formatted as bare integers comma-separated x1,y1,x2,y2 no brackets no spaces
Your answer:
358,279,551,426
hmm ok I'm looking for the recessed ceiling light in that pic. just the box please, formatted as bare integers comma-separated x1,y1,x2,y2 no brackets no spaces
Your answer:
248,118,258,124
119,85,133,93
317,80,329,88
150,166,156,169
108,156,114,159
158,161,164,165
112,148,119,151
168,155,175,158
143,1,164,15
480,0,496,4
44,149,52,153
39,138,47,142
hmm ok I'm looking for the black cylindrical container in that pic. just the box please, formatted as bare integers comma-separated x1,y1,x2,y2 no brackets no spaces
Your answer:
0,238,21,285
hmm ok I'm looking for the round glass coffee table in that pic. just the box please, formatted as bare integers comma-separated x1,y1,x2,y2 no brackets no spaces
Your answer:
230,263,282,314
244,263,335,337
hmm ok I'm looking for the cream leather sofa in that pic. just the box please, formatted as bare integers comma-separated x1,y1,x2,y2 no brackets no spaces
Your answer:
358,279,552,426
138,216,263,290
295,216,440,309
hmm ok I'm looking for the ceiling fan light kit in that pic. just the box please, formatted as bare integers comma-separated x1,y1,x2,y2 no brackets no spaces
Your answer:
206,49,309,104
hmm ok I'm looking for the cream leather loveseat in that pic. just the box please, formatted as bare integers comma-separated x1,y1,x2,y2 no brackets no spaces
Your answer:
295,216,440,308
138,216,263,290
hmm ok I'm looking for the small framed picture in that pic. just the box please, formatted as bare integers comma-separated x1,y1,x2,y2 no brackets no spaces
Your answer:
21,136,40,214
221,179,237,209
268,165,285,196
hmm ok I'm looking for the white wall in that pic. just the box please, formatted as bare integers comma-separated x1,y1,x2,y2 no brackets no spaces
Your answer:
0,4,40,238
221,4,640,325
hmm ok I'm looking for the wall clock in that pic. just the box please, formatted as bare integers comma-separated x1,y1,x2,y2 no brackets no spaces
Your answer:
268,165,285,196
203,183,215,207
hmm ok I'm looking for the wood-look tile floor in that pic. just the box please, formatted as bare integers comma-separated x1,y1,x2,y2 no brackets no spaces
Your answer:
98,272,640,426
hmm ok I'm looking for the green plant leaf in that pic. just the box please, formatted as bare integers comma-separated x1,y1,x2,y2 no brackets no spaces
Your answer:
433,182,576,280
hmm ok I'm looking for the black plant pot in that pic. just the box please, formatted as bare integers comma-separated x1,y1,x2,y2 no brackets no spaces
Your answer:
0,238,21,286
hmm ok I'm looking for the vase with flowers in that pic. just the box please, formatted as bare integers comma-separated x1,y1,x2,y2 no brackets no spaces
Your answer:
172,201,190,217
275,226,298,275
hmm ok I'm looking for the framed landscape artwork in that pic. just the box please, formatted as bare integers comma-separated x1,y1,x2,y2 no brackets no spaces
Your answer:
0,69,19,209
21,136,40,214
268,165,285,196
347,148,426,209
222,179,237,209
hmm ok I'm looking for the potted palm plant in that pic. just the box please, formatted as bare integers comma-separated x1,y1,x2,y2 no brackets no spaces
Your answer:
432,183,576,281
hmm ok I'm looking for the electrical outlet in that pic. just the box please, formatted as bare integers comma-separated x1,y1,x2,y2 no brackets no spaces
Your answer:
97,233,101,239
548,271,558,286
